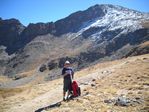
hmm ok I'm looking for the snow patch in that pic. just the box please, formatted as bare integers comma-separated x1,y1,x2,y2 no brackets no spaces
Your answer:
73,6,149,40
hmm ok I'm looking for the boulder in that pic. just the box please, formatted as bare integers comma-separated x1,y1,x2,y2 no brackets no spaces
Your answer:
39,64,47,72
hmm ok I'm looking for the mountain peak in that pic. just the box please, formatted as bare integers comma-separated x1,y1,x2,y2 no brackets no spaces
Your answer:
89,4,123,11
90,4,142,15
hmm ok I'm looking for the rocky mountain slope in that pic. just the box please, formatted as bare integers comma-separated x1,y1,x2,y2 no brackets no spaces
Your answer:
0,4,149,79
0,54,149,112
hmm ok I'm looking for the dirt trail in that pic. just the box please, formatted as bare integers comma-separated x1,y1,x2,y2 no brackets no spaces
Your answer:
7,86,62,112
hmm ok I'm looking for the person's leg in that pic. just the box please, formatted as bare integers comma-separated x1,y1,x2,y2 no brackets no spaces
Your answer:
67,79,73,99
63,91,66,98
63,79,67,101
67,90,70,97
63,79,66,101
63,91,67,101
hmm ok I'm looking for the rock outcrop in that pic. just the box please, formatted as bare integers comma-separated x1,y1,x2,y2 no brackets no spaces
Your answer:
0,18,25,53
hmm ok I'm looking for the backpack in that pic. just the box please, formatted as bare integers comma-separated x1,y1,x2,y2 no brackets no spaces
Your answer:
72,80,81,97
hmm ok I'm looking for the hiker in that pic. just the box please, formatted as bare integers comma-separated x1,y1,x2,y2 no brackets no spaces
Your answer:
62,60,74,101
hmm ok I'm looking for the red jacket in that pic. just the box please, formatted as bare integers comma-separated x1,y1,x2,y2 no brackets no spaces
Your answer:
72,80,79,97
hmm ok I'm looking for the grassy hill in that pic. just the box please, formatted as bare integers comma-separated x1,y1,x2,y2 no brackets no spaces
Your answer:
0,54,149,112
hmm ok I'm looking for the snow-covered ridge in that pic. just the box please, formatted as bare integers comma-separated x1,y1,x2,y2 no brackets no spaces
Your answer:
72,5,149,40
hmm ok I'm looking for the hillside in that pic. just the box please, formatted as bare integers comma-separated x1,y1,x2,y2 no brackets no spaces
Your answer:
0,54,149,112
0,4,149,78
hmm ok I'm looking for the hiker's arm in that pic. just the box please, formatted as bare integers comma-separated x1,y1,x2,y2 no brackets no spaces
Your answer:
72,70,74,79
63,73,68,77
61,68,67,77
61,71,68,77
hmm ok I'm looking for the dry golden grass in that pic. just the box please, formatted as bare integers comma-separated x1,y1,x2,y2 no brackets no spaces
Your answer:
49,54,149,112
0,76,11,83
0,54,149,112
0,87,25,99
14,69,36,79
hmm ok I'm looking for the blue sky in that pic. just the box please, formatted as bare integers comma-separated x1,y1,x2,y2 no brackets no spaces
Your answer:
0,0,149,26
